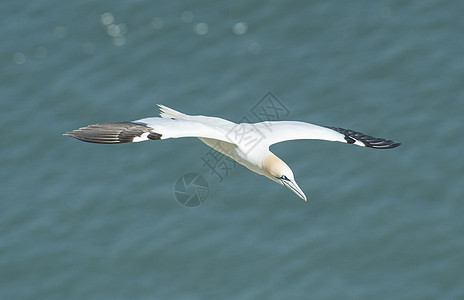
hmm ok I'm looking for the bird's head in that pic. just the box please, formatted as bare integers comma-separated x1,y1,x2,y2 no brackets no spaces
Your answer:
263,153,307,201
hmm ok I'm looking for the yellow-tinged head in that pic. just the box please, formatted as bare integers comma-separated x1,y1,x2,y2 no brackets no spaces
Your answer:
262,153,307,201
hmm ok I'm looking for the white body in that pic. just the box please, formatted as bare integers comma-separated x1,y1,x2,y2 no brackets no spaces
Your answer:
65,104,400,201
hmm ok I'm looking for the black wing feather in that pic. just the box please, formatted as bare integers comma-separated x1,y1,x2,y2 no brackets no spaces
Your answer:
63,122,161,144
325,126,401,149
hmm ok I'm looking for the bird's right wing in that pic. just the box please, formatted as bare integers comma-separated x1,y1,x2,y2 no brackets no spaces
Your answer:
63,117,233,144
253,121,401,149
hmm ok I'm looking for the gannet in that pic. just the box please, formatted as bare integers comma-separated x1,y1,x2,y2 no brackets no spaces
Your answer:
64,105,400,201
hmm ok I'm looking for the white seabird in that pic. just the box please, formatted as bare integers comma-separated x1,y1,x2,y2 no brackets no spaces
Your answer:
64,105,400,201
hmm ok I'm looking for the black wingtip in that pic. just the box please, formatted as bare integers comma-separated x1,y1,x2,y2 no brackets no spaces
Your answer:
63,122,161,144
388,142,402,149
62,131,77,139
63,131,76,139
325,126,401,149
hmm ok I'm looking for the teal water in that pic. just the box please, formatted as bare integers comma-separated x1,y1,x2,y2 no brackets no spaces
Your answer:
1,1,463,299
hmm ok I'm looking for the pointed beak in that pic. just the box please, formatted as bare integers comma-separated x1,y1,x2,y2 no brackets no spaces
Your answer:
281,179,307,201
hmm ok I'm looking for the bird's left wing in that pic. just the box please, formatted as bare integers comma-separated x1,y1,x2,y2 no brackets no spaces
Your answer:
63,117,232,144
253,121,400,149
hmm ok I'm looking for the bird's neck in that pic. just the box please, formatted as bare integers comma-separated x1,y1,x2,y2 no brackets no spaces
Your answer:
262,152,285,179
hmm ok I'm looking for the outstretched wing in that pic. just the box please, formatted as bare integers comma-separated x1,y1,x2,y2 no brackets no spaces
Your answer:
253,121,400,149
63,117,233,144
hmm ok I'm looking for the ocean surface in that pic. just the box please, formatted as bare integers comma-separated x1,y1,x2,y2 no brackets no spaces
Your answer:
1,1,463,299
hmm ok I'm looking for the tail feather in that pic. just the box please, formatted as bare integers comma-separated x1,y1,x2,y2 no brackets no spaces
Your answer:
158,104,187,119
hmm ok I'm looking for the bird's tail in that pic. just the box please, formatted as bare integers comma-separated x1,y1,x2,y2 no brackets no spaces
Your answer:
157,104,236,126
158,104,188,119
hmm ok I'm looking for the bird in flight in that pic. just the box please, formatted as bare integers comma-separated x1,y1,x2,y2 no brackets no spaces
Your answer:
64,105,400,201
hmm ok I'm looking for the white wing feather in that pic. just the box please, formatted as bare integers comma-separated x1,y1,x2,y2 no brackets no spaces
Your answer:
252,121,348,146
135,117,232,141
64,105,399,149
253,121,400,149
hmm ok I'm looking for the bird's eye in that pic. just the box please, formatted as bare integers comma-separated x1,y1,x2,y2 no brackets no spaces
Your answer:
280,175,289,180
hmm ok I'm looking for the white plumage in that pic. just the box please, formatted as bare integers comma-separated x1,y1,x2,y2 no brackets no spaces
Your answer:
64,105,400,201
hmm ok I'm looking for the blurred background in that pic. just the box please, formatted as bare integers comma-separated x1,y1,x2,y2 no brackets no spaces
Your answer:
1,0,463,299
